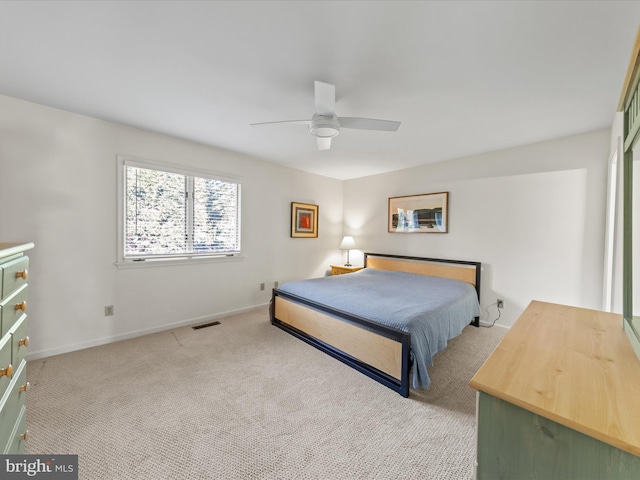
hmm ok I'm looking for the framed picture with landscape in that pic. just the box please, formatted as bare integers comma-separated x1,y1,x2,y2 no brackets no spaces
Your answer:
291,202,319,238
388,192,448,233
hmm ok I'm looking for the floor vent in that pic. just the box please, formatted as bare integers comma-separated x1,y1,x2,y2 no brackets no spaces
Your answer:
192,321,221,330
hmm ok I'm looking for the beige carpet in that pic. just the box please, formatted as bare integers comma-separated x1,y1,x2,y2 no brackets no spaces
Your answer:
25,307,504,479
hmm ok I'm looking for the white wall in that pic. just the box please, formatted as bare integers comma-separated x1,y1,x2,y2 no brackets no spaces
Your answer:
608,112,624,314
343,129,610,327
0,94,344,359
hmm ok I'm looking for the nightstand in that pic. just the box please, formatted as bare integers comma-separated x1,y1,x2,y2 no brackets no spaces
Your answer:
330,265,364,276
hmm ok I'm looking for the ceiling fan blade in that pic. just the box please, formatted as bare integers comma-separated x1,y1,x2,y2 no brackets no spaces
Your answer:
250,120,310,126
338,117,401,132
317,137,331,151
314,81,335,116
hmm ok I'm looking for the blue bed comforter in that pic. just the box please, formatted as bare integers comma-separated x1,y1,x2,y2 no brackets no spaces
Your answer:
277,268,480,389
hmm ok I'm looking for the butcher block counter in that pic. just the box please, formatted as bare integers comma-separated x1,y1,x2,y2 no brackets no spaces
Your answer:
469,300,640,479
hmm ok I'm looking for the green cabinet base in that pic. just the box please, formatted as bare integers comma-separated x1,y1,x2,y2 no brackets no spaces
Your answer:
477,392,640,480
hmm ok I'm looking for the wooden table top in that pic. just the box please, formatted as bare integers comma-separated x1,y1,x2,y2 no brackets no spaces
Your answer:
0,243,34,257
470,300,640,457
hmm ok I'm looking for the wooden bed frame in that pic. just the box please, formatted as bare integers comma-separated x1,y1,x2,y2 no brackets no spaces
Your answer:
270,253,481,397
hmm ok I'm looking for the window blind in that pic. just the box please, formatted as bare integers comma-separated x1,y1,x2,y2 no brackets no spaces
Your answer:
124,164,241,259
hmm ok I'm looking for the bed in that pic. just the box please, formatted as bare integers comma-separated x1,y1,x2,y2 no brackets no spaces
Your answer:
270,253,481,397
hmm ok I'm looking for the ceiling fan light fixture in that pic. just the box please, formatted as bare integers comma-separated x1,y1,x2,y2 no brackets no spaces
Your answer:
309,115,340,138
310,125,340,138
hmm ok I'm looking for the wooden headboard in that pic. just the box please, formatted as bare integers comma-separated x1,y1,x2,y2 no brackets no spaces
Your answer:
364,253,481,300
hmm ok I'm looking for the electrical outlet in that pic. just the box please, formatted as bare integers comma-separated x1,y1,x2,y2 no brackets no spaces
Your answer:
497,299,504,309
105,305,114,316
260,283,265,291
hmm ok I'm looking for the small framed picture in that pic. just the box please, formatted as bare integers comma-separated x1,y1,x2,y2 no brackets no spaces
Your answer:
388,192,449,233
291,202,319,238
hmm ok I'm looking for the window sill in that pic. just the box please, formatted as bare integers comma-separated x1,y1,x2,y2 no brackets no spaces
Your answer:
115,255,244,269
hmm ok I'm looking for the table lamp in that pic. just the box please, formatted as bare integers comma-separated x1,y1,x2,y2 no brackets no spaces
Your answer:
340,236,356,266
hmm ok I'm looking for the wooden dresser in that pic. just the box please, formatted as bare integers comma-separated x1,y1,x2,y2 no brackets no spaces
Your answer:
0,242,33,454
470,301,640,479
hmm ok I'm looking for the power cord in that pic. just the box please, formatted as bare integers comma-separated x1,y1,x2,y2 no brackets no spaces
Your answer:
481,302,501,328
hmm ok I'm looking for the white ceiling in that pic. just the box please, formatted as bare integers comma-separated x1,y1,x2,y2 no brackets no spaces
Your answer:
0,1,638,180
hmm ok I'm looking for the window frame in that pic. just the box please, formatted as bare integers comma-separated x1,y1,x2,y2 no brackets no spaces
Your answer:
116,155,243,267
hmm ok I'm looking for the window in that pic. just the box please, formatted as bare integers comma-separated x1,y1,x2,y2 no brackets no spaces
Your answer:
118,156,241,263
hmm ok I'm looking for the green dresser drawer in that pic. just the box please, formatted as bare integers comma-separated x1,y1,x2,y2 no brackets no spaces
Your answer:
0,256,28,301
0,333,12,395
0,360,26,450
9,315,28,367
3,404,26,454
0,284,28,337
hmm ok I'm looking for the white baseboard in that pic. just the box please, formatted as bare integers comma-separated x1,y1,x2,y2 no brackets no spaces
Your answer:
478,320,510,331
26,303,270,361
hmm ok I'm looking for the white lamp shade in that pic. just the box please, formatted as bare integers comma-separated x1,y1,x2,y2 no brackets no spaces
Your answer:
340,236,356,249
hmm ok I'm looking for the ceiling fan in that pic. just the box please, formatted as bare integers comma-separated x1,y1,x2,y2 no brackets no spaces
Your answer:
251,81,401,151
